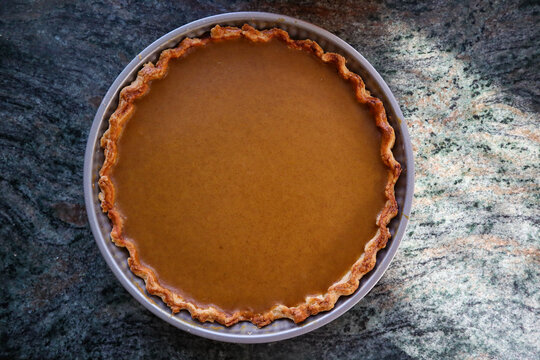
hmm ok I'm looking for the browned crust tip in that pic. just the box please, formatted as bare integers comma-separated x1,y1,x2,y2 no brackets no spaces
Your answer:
98,24,401,327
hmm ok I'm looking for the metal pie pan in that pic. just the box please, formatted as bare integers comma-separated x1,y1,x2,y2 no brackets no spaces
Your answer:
83,12,414,344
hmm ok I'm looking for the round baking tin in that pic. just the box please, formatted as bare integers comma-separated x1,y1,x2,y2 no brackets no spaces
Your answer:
83,12,414,344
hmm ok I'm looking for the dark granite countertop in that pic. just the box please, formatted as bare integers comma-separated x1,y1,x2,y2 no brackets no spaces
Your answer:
1,1,538,358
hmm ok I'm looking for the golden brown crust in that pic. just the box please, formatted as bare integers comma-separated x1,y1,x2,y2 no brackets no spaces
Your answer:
98,24,401,327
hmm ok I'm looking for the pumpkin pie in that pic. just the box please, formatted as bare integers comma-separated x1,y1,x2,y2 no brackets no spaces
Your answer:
99,24,401,327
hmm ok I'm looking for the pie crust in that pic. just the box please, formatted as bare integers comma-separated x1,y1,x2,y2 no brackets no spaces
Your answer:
98,24,401,327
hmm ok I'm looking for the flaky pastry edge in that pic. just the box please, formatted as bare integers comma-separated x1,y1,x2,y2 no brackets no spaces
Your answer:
98,24,402,327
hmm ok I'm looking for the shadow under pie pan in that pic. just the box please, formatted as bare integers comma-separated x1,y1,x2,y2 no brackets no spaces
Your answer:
83,12,414,343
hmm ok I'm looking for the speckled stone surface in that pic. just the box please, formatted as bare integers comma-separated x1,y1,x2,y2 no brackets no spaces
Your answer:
1,1,539,358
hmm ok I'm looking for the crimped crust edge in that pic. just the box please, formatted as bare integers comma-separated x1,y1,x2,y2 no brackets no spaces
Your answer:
98,24,402,328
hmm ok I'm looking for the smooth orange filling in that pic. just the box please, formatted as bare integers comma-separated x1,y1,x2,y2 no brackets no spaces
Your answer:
112,38,387,313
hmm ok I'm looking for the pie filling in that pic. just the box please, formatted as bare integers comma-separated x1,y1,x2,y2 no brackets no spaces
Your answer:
112,38,387,314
